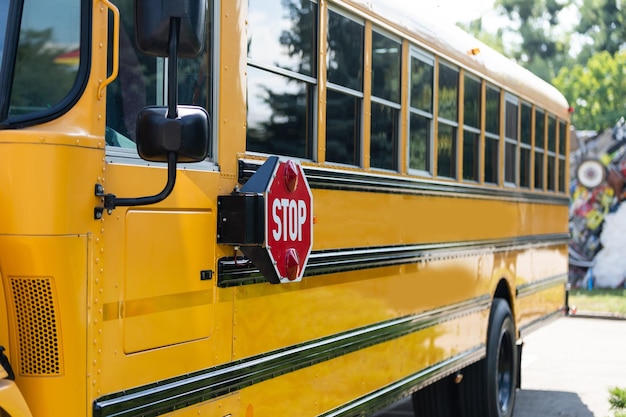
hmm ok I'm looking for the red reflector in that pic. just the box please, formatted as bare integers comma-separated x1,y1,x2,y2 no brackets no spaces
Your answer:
285,248,300,281
284,160,299,192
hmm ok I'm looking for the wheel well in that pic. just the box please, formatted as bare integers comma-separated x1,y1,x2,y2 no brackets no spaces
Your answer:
493,279,513,311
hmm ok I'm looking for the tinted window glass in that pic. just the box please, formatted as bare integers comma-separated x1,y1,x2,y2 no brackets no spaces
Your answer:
246,0,317,159
327,11,363,91
371,103,398,170
247,66,314,158
520,147,531,188
485,136,498,184
485,86,500,135
9,0,81,117
438,63,458,121
505,101,518,140
0,1,8,63
463,131,479,181
326,89,360,165
437,123,456,178
548,116,556,152
521,103,532,145
464,76,480,128
535,109,545,148
409,113,430,172
248,0,317,77
559,120,567,155
372,31,400,103
326,10,363,166
410,56,433,112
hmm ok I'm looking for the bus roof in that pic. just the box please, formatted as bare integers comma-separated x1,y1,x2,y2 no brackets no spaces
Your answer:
348,0,570,118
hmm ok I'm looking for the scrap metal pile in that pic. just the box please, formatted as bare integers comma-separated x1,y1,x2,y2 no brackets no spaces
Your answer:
569,121,626,288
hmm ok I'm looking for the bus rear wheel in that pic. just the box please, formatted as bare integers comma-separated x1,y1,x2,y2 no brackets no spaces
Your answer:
460,299,518,417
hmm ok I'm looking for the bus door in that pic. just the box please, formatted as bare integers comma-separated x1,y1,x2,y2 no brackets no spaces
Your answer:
97,0,227,391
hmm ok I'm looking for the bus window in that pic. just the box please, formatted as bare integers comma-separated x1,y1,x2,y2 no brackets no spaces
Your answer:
408,49,434,175
520,102,532,188
326,10,363,166
246,0,317,160
437,62,458,179
484,85,500,185
106,0,213,155
370,30,400,171
8,0,81,118
558,119,567,192
547,115,557,191
0,1,7,64
463,74,481,182
534,108,545,190
504,95,519,186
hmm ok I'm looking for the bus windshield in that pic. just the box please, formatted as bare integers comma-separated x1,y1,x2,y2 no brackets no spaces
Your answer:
0,1,8,64
6,0,81,119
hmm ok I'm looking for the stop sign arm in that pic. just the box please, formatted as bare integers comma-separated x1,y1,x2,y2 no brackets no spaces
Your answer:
217,157,313,284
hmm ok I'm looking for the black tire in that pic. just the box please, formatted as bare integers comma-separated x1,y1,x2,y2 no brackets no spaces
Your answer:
412,375,458,417
460,299,518,417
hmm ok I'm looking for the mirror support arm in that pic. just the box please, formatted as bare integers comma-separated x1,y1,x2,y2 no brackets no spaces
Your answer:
94,152,178,219
167,17,180,119
94,15,184,220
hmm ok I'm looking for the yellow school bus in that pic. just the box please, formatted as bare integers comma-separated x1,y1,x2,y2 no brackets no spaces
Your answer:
0,0,569,416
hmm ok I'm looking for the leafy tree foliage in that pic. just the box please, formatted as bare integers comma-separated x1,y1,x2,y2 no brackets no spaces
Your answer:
553,51,626,130
494,0,573,81
576,0,626,63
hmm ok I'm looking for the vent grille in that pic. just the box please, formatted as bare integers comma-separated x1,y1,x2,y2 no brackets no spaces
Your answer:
10,277,62,376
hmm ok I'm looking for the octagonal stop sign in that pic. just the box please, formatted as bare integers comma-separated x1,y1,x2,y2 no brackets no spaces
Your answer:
218,157,314,284
265,159,313,283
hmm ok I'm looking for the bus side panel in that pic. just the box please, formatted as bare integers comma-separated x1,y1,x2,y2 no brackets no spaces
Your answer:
0,235,89,417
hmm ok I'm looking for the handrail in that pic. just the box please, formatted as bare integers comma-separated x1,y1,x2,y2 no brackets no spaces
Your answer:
98,0,120,98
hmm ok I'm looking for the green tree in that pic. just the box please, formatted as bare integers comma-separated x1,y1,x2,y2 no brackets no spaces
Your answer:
553,51,626,130
458,18,506,55
495,0,573,81
575,0,626,64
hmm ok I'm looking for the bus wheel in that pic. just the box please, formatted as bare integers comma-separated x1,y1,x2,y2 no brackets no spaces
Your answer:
460,299,518,417
411,375,457,417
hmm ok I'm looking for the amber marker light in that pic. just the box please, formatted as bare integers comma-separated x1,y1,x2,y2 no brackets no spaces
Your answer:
284,159,299,192
285,248,300,281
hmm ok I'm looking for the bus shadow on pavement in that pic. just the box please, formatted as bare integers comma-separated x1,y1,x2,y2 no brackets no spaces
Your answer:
514,390,594,417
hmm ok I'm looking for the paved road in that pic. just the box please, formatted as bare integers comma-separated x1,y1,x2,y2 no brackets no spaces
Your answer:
374,316,626,417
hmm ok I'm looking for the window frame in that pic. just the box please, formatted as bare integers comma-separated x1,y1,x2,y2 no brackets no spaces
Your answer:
483,84,501,185
370,27,402,172
436,60,459,180
407,47,435,177
461,72,481,183
504,93,519,188
325,6,365,167
245,0,319,161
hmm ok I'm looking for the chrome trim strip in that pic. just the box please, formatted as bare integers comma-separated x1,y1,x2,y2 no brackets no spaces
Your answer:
320,346,486,417
93,296,490,417
238,159,570,206
519,309,565,340
218,234,570,287
516,273,568,298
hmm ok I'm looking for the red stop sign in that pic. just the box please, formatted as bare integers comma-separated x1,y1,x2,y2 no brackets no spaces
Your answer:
265,160,313,283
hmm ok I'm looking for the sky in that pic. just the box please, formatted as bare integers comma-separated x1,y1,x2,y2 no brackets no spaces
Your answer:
419,0,498,25
393,0,499,26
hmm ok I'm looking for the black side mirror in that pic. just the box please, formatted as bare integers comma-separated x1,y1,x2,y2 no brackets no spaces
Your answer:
137,105,209,163
135,0,206,58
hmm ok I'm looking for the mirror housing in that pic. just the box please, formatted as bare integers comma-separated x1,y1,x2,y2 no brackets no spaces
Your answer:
136,105,210,163
135,0,206,58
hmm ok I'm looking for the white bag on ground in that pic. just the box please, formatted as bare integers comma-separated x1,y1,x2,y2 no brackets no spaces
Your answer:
594,203,626,288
